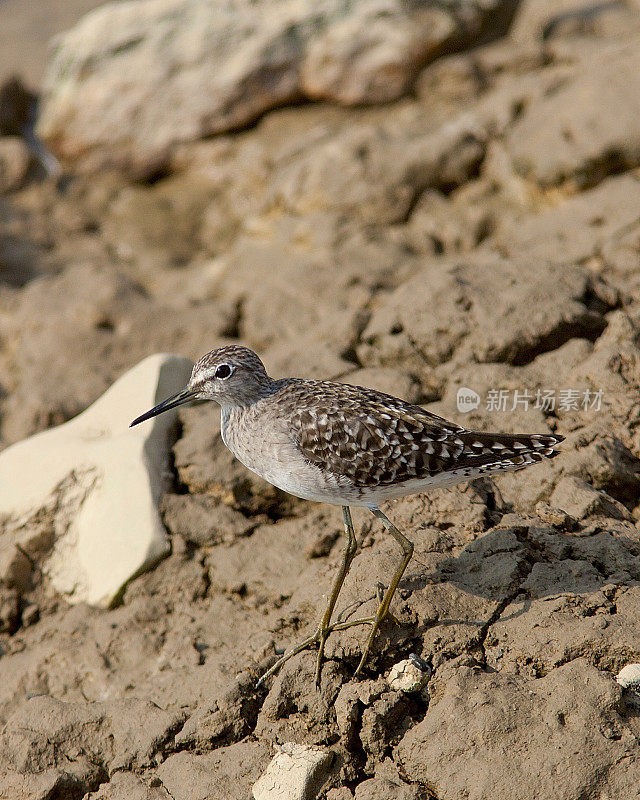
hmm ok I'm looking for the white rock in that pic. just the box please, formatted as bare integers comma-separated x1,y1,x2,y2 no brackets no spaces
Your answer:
0,354,193,607
301,1,457,105
388,655,432,693
252,742,333,800
616,664,640,709
616,664,640,690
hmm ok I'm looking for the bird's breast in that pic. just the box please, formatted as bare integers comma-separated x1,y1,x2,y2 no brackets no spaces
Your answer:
220,405,351,503
221,405,304,484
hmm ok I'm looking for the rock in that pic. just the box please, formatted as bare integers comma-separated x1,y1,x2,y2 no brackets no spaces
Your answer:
252,742,333,800
398,658,639,800
0,354,192,607
549,476,632,521
358,255,608,376
156,742,272,800
616,663,640,709
36,0,510,174
0,136,30,192
38,0,304,173
505,39,640,186
300,2,459,105
616,663,640,690
388,655,432,693
0,695,184,782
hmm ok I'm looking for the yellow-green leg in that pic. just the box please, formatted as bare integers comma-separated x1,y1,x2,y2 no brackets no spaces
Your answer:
256,506,414,687
314,506,358,686
354,507,413,675
326,506,414,676
256,506,358,688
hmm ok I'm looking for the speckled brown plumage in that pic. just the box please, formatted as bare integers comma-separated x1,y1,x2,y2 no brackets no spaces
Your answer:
278,379,562,493
131,345,565,685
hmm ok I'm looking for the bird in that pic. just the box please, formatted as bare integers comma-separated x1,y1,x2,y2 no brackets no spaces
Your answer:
131,345,563,686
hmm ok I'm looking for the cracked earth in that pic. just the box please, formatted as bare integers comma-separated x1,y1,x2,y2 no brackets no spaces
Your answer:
1,0,640,798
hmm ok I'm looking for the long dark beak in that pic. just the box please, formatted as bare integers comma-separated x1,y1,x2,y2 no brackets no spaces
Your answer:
130,386,199,427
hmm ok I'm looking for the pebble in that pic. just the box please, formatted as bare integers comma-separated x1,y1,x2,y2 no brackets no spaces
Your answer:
388,655,432,693
252,742,333,800
615,664,640,709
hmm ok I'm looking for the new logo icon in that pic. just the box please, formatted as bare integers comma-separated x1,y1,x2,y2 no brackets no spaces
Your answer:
456,387,480,413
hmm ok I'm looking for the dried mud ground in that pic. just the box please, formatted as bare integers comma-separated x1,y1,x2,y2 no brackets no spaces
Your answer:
2,3,640,800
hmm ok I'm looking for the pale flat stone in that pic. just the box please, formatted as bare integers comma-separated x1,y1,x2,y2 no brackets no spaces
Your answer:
252,742,333,800
0,354,193,607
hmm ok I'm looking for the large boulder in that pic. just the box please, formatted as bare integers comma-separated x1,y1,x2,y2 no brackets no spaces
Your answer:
36,0,510,174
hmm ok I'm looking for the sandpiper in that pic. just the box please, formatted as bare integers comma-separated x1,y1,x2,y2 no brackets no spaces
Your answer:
131,345,563,686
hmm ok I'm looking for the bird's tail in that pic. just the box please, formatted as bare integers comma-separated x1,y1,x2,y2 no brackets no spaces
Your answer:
456,431,564,471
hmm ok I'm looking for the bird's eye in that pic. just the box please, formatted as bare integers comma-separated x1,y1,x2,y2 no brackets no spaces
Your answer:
215,364,232,379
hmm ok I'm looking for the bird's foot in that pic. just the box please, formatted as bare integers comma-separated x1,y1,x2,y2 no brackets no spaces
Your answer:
256,615,375,689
